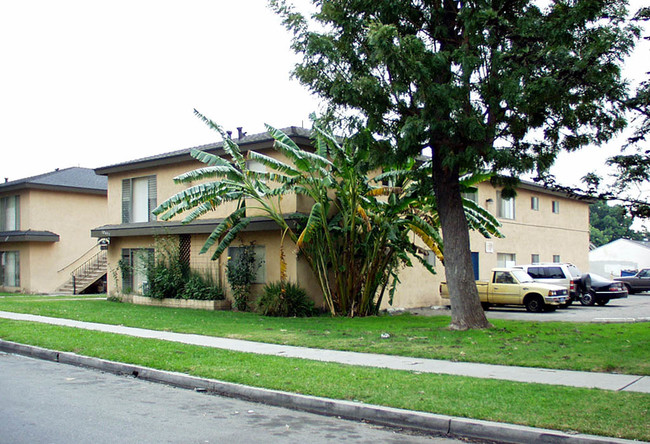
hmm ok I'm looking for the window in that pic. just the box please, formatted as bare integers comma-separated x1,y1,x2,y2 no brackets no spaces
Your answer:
228,245,266,284
0,251,20,287
494,271,515,284
0,196,20,231
531,196,539,211
121,248,154,294
531,254,540,264
553,255,561,263
552,200,560,214
425,250,437,267
122,176,157,223
461,190,478,204
497,194,515,219
497,253,516,267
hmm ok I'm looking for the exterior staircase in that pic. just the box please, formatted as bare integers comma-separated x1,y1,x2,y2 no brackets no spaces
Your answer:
57,250,107,295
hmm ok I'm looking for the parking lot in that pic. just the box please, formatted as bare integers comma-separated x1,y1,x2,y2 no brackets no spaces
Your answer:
410,293,650,323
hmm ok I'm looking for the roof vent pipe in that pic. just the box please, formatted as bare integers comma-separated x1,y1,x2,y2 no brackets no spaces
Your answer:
226,131,232,139
237,127,246,140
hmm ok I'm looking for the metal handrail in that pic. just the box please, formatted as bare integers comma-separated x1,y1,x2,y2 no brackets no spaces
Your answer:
70,250,107,294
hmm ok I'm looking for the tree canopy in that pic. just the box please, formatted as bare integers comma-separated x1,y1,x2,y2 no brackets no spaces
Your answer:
590,200,648,247
272,0,641,329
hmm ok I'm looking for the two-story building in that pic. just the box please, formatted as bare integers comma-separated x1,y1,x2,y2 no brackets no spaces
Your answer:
0,167,108,294
92,127,592,309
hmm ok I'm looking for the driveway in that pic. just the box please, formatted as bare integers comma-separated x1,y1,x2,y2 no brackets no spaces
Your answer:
408,294,650,323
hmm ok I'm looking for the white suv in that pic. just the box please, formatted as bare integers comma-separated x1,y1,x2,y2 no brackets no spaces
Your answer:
514,263,585,306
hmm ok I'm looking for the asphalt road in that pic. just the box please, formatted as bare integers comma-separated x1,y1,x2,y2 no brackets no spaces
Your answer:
410,294,650,323
0,353,475,444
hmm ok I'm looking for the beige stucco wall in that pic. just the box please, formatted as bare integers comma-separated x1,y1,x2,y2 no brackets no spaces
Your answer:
105,229,325,309
389,182,591,309
107,149,302,225
0,189,107,293
103,146,591,310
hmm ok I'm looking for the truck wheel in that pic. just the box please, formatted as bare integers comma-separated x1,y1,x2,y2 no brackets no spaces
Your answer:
580,292,595,306
525,296,544,313
596,298,610,306
624,284,635,295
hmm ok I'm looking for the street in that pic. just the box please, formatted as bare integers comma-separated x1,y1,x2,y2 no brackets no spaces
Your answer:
0,353,476,444
410,294,650,323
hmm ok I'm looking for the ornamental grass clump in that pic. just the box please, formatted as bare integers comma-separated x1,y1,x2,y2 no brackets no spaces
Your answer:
256,281,314,317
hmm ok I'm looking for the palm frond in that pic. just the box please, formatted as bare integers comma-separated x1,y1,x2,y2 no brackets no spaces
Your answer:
266,124,332,171
174,165,243,184
209,217,252,261
153,182,229,218
296,203,324,248
367,186,403,197
189,149,232,168
407,217,444,262
194,109,245,169
247,151,301,177
198,207,248,255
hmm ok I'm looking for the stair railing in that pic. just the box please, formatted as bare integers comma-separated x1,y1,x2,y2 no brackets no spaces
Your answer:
70,250,107,294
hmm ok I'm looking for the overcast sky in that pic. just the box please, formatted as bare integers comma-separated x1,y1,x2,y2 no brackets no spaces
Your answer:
1,0,648,201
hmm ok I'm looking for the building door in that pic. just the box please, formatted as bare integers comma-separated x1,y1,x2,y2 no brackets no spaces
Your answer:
471,252,479,280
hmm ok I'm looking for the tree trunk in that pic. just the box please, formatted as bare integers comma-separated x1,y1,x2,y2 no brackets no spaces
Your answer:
432,155,492,330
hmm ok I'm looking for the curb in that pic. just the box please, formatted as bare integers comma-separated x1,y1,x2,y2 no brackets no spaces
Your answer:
0,340,642,444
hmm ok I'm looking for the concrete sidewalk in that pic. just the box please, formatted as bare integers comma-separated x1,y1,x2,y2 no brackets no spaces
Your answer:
1,310,648,394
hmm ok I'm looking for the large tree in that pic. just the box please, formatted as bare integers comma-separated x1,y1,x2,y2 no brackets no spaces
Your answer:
272,0,640,329
590,200,647,247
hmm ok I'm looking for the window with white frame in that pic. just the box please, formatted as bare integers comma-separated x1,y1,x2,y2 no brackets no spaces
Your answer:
497,253,516,267
497,194,515,219
552,200,560,214
531,254,540,263
553,255,561,263
531,196,539,211
228,245,266,284
0,251,20,287
0,196,20,231
122,176,157,223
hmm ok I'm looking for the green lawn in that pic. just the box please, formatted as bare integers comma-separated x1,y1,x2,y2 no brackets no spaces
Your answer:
0,319,648,441
0,295,648,375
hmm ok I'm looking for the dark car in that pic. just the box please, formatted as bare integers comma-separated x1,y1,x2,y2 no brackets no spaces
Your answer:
580,274,628,306
614,268,650,294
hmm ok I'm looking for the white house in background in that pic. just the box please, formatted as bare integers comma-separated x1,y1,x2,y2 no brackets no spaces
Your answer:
589,239,650,277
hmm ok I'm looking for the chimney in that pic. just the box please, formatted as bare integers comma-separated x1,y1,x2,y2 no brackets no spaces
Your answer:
226,130,232,139
237,127,246,140
4,178,8,183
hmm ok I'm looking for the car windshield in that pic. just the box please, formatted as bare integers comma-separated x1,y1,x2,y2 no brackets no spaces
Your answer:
511,269,534,283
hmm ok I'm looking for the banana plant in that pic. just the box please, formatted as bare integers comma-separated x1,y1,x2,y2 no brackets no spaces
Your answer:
154,111,502,316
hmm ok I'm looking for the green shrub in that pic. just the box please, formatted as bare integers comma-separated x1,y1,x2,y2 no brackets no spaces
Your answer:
256,281,314,317
226,243,261,311
146,259,188,299
181,273,225,301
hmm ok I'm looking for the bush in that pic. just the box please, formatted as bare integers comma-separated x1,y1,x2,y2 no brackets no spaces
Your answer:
226,243,261,311
146,260,188,299
181,273,225,301
256,281,314,317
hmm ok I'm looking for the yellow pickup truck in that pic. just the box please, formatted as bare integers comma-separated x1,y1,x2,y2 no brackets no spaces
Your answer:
440,268,569,312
